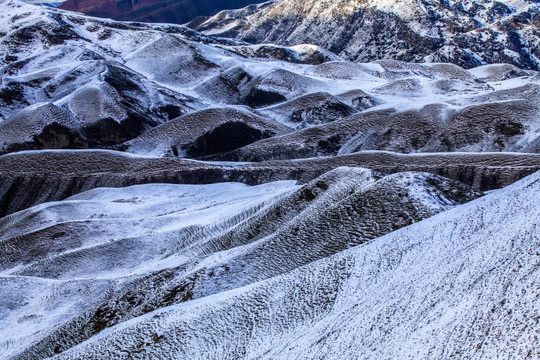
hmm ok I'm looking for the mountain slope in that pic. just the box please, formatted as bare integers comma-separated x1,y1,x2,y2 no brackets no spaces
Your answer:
45,168,540,360
2,149,539,218
0,1,539,358
193,0,540,70
2,0,540,159
0,168,481,359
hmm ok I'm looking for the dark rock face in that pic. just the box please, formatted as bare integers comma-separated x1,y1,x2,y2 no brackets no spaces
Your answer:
59,0,268,24
194,66,253,104
244,88,288,108
1,150,539,217
337,90,378,111
183,121,275,157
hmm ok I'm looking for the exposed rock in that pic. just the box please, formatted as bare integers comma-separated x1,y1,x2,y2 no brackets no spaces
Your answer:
1,150,539,217
193,66,253,104
336,89,379,111
193,0,540,70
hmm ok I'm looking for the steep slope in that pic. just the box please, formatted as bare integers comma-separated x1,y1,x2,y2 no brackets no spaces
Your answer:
31,168,540,360
0,168,481,359
193,0,540,70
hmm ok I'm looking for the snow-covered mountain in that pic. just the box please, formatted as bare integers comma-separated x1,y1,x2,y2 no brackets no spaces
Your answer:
2,154,539,359
54,170,538,359
192,0,540,70
0,1,539,359
1,0,540,159
0,167,482,359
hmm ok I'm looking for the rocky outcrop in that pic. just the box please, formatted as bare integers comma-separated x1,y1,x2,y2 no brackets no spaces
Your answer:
193,0,540,70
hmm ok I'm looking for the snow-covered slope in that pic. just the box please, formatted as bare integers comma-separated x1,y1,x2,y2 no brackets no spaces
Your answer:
2,149,540,218
1,0,540,158
123,106,291,157
4,167,535,359
193,0,540,70
0,1,539,358
0,167,483,359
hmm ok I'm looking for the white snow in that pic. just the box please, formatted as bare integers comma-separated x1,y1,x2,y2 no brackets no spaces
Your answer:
50,169,540,360
0,180,299,358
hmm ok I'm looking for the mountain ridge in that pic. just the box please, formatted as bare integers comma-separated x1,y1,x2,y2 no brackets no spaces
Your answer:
192,0,540,70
